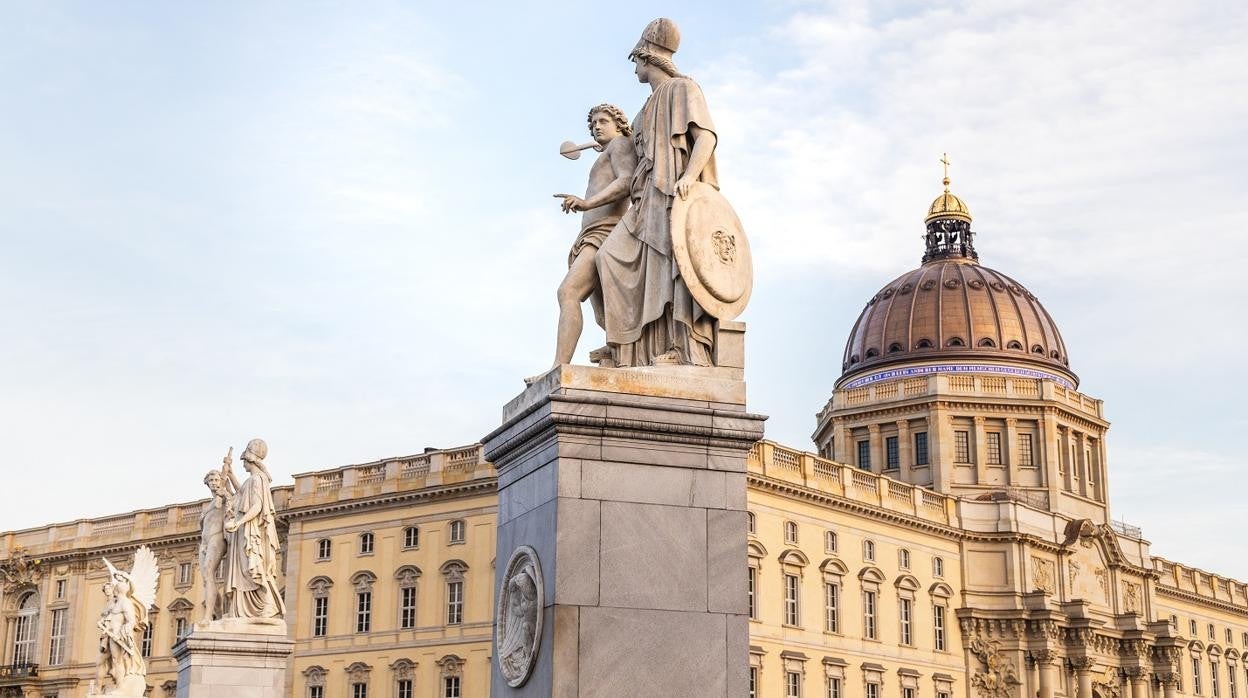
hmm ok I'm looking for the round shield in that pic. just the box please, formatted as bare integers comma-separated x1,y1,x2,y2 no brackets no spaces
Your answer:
670,182,753,320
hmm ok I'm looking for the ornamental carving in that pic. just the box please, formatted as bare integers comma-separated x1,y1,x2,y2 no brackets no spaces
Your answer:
1031,557,1055,594
1123,582,1141,613
1093,665,1123,698
1069,559,1083,589
495,546,543,688
1,547,42,594
1094,567,1109,601
969,638,1021,698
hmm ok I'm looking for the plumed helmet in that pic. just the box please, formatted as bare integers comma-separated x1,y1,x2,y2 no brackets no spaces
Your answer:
242,438,268,462
632,18,680,57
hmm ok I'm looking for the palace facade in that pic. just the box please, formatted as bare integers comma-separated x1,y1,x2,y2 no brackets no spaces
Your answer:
3,177,1245,698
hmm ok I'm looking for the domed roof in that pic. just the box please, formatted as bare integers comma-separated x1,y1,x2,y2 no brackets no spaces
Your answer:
837,157,1077,389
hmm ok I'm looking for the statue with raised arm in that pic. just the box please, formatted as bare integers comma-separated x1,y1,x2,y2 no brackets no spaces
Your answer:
594,18,751,368
90,546,158,697
197,448,236,625
533,104,638,378
221,438,286,624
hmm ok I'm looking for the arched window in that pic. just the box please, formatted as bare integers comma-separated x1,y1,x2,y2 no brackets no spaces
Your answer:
915,339,934,349
862,540,876,562
302,665,327,698
747,511,756,535
899,549,911,570
977,338,996,347
1031,344,1045,355
933,557,945,578
784,521,798,545
1006,340,1023,350
437,654,465,698
345,661,372,698
887,343,904,354
358,532,375,555
12,591,39,665
865,348,879,359
316,538,332,560
390,658,416,698
351,572,376,634
441,561,468,626
403,526,420,549
824,530,838,554
448,520,467,544
308,576,334,637
946,337,965,347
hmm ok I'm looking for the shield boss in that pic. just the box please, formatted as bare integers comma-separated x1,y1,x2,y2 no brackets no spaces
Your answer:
670,182,753,320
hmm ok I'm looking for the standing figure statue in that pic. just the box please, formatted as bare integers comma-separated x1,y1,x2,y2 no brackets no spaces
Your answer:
594,18,750,368
221,438,286,623
197,448,236,625
90,546,158,697
538,104,638,377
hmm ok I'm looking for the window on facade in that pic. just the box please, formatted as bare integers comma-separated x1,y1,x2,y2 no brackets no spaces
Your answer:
863,590,878,640
954,431,971,462
1018,433,1034,466
748,567,758,620
786,671,801,698
903,688,916,698
827,677,841,698
313,597,328,637
48,608,66,665
938,692,951,698
399,586,418,630
317,539,332,560
899,549,911,569
885,436,899,470
1211,624,1218,640
397,680,413,698
785,521,799,545
856,440,871,470
444,676,461,698
309,687,325,698
933,556,945,578
914,432,929,465
784,573,801,626
356,590,372,633
178,562,192,585
863,540,875,562
825,530,837,553
449,520,466,544
173,617,188,649
1192,620,1200,635
351,683,367,698
747,511,756,535
1229,664,1238,698
934,604,947,651
749,667,757,698
899,597,913,645
1228,628,1234,644
866,682,880,698
359,532,375,555
55,579,66,599
403,526,419,549
1213,660,1221,697
1195,658,1203,695
141,622,153,657
1243,631,1248,646
446,581,464,625
824,581,840,633
986,432,1003,464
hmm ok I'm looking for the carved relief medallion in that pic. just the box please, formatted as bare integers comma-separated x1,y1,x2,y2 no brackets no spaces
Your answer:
1031,556,1055,594
495,546,544,688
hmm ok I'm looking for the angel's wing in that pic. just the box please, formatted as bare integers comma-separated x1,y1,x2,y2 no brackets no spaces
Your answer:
127,545,160,611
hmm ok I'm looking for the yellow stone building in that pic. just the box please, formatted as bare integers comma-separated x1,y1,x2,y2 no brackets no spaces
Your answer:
3,176,1246,698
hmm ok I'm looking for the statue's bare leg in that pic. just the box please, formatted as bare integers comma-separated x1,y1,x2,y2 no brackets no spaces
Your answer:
553,248,599,367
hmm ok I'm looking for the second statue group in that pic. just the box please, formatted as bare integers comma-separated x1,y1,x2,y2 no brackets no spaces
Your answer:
537,17,752,380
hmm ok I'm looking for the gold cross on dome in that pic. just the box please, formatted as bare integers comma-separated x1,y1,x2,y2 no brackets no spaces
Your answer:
940,153,951,191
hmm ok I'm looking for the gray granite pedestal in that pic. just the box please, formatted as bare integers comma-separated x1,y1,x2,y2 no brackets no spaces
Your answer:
172,626,293,698
483,362,765,697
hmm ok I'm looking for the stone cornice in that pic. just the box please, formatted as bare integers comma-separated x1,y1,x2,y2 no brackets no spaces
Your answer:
747,474,963,539
282,479,498,521
1156,585,1248,618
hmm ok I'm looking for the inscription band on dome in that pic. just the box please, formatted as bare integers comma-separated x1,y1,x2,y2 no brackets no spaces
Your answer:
843,364,1075,391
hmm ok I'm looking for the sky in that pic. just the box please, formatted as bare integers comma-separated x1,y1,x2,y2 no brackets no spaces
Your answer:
2,1,1246,578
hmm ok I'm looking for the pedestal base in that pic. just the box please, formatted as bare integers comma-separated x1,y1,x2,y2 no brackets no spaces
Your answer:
172,629,293,698
484,363,765,697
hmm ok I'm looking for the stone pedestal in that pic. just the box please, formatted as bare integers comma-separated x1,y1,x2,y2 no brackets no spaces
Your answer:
483,363,765,697
172,628,293,698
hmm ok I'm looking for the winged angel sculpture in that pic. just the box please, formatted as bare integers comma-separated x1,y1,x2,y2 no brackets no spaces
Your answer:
89,546,159,697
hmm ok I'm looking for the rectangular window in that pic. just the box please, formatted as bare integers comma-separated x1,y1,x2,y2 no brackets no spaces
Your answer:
914,432,929,465
48,608,66,665
939,692,951,698
748,567,757,620
986,432,1003,464
1213,662,1221,698
400,587,418,629
313,597,328,637
903,689,916,698
1195,658,1203,695
885,436,899,470
404,526,419,549
356,591,372,633
397,679,413,698
934,604,947,651
352,684,367,698
13,612,34,664
786,671,801,698
444,676,461,698
955,431,971,462
1018,433,1034,466
750,667,758,698
863,590,877,640
1229,664,1238,698
866,683,880,698
856,440,871,470
141,622,153,658
824,582,839,633
317,539,332,560
359,532,374,555
449,520,466,543
899,597,913,645
55,579,66,599
933,557,945,578
447,581,464,625
1193,620,1200,635
1212,624,1218,640
179,562,193,585
784,573,801,626
826,677,841,698
173,617,188,650
309,687,324,698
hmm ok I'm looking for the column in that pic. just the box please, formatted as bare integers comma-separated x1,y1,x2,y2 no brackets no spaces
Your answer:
867,424,882,473
973,416,988,485
1035,650,1059,698
1125,667,1149,698
1073,659,1096,698
1004,418,1018,486
931,403,954,490
897,420,912,482
835,422,853,464
1160,671,1180,698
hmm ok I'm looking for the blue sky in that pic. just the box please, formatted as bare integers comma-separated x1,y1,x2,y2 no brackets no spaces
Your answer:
2,1,1246,579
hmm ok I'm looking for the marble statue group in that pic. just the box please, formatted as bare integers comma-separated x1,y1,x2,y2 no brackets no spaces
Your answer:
538,17,752,378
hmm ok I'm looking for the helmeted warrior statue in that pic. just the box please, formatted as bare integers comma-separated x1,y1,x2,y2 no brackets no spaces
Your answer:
221,438,286,623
